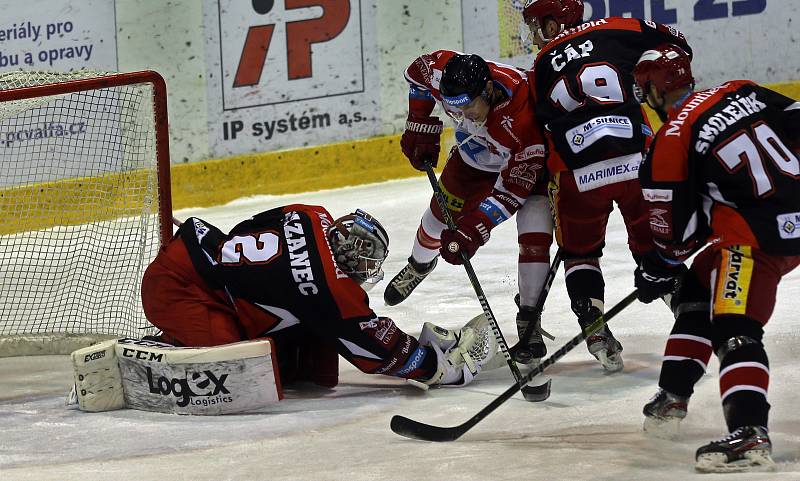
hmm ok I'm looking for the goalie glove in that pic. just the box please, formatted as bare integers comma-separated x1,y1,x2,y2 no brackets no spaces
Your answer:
439,210,492,265
413,314,498,388
400,114,443,170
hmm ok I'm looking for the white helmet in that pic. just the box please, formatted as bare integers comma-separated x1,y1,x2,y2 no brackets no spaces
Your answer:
328,209,389,289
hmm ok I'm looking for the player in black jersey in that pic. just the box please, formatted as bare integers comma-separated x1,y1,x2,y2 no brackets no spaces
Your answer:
523,0,692,372
634,44,800,472
140,204,498,391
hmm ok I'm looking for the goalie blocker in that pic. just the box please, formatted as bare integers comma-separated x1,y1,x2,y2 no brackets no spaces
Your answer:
70,338,282,415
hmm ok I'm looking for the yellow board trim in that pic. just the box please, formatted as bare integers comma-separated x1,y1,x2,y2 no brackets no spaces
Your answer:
170,129,454,210
713,245,753,316
0,170,157,235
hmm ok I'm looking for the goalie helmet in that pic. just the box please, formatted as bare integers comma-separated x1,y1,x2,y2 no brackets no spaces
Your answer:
522,0,584,42
439,53,491,108
633,44,694,101
328,209,389,289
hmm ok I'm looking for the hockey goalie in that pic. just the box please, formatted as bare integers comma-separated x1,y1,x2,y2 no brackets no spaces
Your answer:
69,204,500,415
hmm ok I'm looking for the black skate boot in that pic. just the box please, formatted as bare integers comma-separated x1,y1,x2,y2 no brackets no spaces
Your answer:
573,298,623,372
383,256,437,306
511,295,547,365
695,426,775,473
642,388,688,437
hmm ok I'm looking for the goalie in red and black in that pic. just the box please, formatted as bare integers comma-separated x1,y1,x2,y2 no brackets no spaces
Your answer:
141,205,499,391
383,50,554,366
634,44,800,472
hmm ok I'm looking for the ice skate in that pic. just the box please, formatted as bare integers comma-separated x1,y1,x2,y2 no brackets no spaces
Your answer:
574,299,623,372
695,426,775,473
512,303,547,365
642,388,688,438
383,256,437,306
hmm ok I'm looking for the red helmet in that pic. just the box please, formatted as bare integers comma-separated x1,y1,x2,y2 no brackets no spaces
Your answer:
633,44,694,99
522,0,585,36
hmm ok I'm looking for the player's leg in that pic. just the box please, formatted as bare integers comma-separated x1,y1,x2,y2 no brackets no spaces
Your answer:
643,248,715,436
512,192,553,364
384,146,494,305
550,172,622,372
696,248,800,472
141,236,243,346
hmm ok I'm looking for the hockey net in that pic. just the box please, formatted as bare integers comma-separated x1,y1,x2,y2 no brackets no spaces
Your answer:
0,70,172,356
497,0,535,59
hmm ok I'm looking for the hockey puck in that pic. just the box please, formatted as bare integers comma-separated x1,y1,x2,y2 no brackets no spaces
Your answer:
447,241,459,253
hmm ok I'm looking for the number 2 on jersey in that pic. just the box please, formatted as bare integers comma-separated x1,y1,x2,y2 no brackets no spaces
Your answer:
715,122,799,197
549,63,625,112
221,232,281,265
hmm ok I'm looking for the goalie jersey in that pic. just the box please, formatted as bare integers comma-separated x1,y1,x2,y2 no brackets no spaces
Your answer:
177,204,375,339
639,81,800,260
529,17,691,173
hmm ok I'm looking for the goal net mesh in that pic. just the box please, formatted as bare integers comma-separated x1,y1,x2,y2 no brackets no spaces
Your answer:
0,70,170,354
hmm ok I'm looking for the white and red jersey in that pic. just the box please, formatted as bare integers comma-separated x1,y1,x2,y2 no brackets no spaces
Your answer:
404,49,547,224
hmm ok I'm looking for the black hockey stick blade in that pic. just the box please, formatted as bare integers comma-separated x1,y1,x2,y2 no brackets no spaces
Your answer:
520,378,551,402
390,290,638,442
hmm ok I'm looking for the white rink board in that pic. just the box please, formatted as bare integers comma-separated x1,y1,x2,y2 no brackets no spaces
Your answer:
2,177,800,480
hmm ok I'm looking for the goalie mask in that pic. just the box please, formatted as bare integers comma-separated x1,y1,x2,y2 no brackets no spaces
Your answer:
328,209,389,290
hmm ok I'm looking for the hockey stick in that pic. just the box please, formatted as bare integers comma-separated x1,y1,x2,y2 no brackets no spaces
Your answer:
422,163,549,402
390,290,639,442
510,248,562,355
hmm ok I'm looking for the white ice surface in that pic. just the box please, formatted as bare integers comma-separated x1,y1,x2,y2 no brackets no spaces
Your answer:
2,176,799,480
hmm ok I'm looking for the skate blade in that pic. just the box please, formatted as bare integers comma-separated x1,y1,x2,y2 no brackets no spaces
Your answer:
596,350,624,373
642,416,681,439
695,450,775,473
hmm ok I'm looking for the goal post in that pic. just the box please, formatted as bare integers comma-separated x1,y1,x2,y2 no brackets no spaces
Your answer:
0,70,173,356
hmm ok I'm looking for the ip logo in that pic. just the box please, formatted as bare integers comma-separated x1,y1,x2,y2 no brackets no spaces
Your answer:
218,0,364,109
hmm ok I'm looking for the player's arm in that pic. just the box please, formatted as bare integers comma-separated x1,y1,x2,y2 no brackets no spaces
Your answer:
638,134,704,263
401,51,445,170
639,19,692,58
440,109,547,264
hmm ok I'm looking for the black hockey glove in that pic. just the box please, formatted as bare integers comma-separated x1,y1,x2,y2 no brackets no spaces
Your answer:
634,252,685,304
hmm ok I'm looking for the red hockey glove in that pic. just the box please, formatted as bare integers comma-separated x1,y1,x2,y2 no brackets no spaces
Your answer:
634,251,686,304
400,114,443,171
439,211,492,265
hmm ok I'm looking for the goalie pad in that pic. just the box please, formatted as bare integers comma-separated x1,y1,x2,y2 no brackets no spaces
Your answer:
71,338,282,415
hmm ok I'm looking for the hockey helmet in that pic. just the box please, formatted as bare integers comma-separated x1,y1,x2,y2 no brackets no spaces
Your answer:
522,0,585,42
439,54,491,108
633,44,694,102
328,209,389,289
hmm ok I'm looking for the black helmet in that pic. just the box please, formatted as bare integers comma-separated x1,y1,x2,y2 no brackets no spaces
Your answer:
440,54,491,107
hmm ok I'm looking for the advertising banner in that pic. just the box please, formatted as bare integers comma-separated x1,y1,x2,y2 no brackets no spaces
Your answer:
203,0,380,157
0,0,117,73
464,0,798,87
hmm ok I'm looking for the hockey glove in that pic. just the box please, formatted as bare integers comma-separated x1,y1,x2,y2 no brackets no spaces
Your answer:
634,252,685,304
400,114,443,170
439,211,492,265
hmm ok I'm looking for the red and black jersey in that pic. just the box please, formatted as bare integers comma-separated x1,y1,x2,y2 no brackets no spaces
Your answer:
639,81,800,259
530,17,691,173
177,204,375,337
